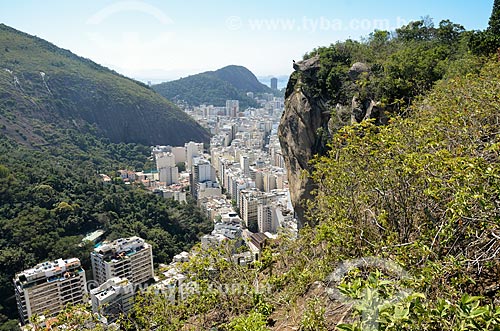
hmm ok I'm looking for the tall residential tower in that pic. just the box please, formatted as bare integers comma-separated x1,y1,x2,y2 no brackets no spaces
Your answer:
91,236,154,286
13,258,87,325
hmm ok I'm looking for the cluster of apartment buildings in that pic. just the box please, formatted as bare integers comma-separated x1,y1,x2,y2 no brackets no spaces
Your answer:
114,95,295,242
185,97,296,236
14,236,154,327
170,97,297,264
110,93,294,242
112,141,207,203
149,96,297,295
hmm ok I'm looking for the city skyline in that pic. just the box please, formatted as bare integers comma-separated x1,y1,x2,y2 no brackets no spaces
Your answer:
0,1,494,83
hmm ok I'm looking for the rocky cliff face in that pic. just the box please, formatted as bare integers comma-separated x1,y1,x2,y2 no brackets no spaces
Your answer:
279,58,386,227
278,56,331,228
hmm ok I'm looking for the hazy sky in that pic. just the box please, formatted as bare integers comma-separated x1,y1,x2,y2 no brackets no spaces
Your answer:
0,0,494,83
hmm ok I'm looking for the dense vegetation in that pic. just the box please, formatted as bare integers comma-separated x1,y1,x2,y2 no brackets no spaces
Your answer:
300,17,477,111
0,129,212,329
152,65,275,109
470,0,500,55
304,59,500,330
46,4,500,330
0,24,209,147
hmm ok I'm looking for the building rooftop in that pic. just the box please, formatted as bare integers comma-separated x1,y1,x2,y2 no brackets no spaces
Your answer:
250,233,268,244
93,236,149,262
82,229,105,243
15,258,82,285
91,277,132,301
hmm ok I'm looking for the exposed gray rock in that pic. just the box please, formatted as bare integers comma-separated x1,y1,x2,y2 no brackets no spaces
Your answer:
351,96,386,124
348,62,370,81
280,58,386,228
279,56,330,228
293,55,321,77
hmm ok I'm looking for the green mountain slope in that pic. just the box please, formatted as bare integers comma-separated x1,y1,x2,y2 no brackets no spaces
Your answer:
152,65,273,108
0,24,209,147
212,65,270,93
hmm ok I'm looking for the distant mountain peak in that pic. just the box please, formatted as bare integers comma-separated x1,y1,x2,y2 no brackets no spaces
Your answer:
152,65,275,108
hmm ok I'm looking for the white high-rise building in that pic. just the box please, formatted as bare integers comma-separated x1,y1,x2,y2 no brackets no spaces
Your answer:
90,277,134,323
239,190,260,229
263,173,277,192
91,237,154,286
255,171,264,191
157,152,178,185
190,158,216,199
240,155,250,177
226,100,239,118
258,204,278,233
156,152,176,169
185,141,204,169
171,146,186,164
159,166,179,185
13,258,87,325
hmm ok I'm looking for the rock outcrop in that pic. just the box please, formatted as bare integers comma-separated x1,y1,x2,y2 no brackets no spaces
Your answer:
278,56,331,228
348,62,386,125
351,96,384,124
279,58,386,228
347,61,369,81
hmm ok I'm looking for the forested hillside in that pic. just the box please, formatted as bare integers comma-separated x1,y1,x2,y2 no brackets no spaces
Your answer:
0,24,210,147
152,65,275,109
0,131,212,329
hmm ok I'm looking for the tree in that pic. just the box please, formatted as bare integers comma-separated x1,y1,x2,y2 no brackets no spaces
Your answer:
368,30,390,50
469,0,500,55
488,0,500,35
395,18,435,41
0,319,19,331
176,162,186,172
436,19,465,44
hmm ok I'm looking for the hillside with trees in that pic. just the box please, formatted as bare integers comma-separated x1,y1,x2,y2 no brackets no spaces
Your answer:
0,130,213,330
152,65,275,109
0,24,210,147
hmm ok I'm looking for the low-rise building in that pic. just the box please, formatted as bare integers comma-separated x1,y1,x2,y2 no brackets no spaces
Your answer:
201,213,243,248
90,277,134,324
